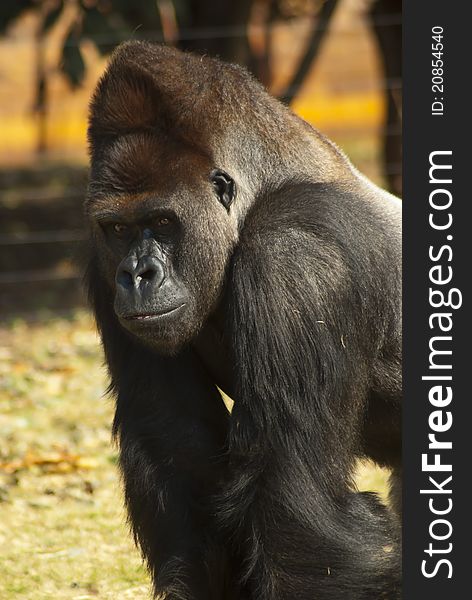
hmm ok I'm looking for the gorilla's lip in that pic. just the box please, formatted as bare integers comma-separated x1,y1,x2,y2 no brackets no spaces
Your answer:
122,303,187,322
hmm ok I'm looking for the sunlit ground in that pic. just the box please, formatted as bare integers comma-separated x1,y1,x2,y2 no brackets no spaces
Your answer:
0,313,148,599
0,311,389,599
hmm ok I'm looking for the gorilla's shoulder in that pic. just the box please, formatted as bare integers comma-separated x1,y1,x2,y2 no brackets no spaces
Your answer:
241,177,401,242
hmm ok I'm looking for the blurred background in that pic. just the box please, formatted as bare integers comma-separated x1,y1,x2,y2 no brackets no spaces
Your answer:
0,1,401,598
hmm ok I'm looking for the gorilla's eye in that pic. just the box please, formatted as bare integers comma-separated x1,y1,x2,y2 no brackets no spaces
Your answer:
112,223,130,238
210,169,235,210
157,217,171,227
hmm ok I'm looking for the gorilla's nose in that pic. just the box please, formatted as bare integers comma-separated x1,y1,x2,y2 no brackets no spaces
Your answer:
116,255,165,290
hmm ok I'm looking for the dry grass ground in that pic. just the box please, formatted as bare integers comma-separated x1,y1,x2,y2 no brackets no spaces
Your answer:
0,312,148,599
0,311,390,599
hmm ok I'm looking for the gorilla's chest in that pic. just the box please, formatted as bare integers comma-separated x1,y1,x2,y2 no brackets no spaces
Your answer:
193,314,235,398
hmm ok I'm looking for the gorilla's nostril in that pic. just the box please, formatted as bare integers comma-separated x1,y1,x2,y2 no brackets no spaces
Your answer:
117,269,134,289
139,269,156,281
116,255,165,290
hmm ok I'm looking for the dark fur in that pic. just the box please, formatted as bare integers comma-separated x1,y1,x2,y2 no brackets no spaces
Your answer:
85,42,402,599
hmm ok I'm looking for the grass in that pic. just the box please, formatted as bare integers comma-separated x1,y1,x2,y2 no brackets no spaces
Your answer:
0,310,389,599
0,312,149,599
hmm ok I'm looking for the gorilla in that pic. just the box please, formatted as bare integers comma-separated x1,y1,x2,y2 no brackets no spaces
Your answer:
85,41,402,599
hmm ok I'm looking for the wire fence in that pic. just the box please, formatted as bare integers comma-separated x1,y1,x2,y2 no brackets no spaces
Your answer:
0,230,84,246
3,13,402,47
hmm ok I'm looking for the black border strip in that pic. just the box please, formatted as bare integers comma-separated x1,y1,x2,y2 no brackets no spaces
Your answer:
403,3,469,597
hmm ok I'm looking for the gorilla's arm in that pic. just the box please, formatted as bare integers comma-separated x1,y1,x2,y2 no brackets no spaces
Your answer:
222,181,401,599
117,352,233,599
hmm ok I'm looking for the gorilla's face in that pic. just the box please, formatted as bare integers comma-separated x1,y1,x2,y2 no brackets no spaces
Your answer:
87,133,238,355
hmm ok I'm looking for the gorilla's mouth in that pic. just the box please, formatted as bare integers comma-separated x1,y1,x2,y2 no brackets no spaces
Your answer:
122,303,187,322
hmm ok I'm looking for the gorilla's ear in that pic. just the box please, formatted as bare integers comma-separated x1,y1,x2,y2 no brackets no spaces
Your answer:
88,64,160,137
210,170,236,210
